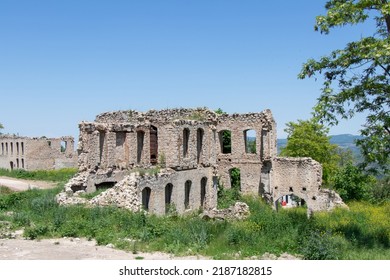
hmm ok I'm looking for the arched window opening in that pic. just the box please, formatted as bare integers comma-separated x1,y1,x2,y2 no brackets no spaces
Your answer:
183,128,190,158
150,126,158,165
229,167,241,191
200,177,207,207
99,131,106,164
276,194,306,209
184,180,192,209
219,130,232,154
244,129,256,154
61,141,67,153
165,183,173,213
142,187,152,211
197,128,204,164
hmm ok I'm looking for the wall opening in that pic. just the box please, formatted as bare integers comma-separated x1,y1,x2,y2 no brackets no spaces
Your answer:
165,183,173,213
183,128,190,158
10,143,13,155
21,142,24,155
197,128,204,164
184,180,192,209
6,143,8,155
16,142,19,155
276,194,306,208
219,130,232,154
142,187,152,211
9,161,13,170
95,181,117,190
116,132,126,147
137,131,145,164
21,159,24,169
244,129,256,154
47,141,51,147
16,158,19,168
1,143,3,155
61,141,67,153
150,126,158,165
99,131,105,164
229,167,241,191
200,177,207,207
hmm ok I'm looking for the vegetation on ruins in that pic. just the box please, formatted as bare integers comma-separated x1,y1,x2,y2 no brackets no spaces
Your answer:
299,0,390,175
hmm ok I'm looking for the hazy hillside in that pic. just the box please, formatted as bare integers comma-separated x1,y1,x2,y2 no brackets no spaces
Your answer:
277,134,363,158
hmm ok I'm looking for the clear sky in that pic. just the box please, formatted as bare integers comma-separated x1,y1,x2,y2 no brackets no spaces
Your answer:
0,0,373,141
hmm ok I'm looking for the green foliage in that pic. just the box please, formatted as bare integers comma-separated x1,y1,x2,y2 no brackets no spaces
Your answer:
332,162,376,202
217,170,241,209
370,175,390,204
299,230,344,260
158,153,166,168
299,0,390,174
1,185,390,259
280,118,340,186
0,168,77,182
247,139,256,153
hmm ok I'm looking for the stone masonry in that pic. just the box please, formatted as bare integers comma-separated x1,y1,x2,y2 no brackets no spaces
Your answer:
57,108,345,215
0,135,77,171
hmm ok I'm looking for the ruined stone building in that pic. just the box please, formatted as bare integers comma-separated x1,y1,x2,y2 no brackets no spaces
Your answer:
0,135,77,171
57,108,344,215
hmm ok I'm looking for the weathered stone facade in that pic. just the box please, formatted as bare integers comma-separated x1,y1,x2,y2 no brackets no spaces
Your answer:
0,135,77,171
57,108,344,215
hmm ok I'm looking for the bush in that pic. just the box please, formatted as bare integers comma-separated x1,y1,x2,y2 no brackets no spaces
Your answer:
299,230,344,260
332,163,375,202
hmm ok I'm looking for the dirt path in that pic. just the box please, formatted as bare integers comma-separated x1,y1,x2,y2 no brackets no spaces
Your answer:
0,176,57,191
0,237,208,260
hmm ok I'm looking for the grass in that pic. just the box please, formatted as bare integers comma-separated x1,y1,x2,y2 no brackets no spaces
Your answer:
0,168,388,259
0,168,78,182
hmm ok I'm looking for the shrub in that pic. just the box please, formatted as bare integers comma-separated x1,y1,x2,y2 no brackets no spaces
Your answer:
299,230,343,260
332,163,375,202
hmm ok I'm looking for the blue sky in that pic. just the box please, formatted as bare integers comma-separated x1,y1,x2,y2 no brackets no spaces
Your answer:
0,0,373,141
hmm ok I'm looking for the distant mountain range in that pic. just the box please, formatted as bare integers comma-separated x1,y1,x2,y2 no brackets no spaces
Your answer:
277,134,363,157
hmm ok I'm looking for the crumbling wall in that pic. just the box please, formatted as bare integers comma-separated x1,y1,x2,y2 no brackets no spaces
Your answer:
267,157,346,214
59,107,345,216
0,135,77,171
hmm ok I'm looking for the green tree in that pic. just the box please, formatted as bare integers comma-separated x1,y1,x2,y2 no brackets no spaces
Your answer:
332,162,376,202
299,0,390,174
280,119,340,186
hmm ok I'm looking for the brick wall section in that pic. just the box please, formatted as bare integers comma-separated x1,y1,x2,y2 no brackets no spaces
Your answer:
0,135,77,171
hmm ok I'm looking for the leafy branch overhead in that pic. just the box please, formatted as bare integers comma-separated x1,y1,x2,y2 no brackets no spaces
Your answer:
299,0,390,174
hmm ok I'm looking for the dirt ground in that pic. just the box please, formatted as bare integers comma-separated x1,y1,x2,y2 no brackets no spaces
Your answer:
0,176,58,191
0,236,208,260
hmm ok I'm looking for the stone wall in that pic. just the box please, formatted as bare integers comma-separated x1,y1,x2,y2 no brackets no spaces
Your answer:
58,108,345,216
0,135,77,171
